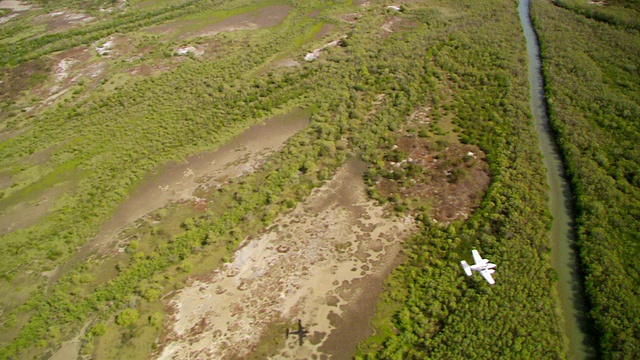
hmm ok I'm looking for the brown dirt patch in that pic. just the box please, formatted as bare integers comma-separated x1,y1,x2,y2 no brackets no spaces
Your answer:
197,5,292,37
24,45,101,108
99,33,157,60
51,45,92,62
374,108,490,224
0,173,13,190
380,16,419,36
127,63,154,77
308,9,321,18
0,57,53,117
255,57,300,76
271,58,300,69
147,5,292,39
337,12,361,24
314,24,334,40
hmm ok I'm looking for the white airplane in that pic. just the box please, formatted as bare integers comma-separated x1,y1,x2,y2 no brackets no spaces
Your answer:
461,249,496,285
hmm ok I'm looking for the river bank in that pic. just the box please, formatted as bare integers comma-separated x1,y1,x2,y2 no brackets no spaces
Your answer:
518,0,596,358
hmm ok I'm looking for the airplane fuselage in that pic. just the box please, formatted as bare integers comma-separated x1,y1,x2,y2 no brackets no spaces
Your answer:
461,249,497,284
470,262,496,272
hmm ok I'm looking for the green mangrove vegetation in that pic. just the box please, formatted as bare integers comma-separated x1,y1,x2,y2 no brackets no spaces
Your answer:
0,0,637,358
532,0,640,357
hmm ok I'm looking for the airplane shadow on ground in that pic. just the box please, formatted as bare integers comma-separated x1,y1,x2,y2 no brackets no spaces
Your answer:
286,319,310,346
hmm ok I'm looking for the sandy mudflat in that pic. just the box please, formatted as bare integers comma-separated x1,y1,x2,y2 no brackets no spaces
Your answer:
157,159,415,359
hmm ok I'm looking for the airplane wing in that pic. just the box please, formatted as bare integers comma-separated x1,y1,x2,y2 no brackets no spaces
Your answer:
460,260,472,276
480,269,495,285
472,249,484,265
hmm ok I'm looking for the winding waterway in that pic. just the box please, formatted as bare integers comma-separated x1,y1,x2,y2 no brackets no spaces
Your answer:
518,1,596,358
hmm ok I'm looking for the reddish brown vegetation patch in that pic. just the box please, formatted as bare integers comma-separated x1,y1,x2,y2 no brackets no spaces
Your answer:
382,16,418,35
377,136,489,224
1,57,52,112
373,110,490,224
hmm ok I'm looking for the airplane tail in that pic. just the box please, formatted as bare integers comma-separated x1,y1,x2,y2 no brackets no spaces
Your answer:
460,260,472,276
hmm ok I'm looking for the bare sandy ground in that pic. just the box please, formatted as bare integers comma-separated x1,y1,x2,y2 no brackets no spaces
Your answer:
157,159,415,359
304,38,343,61
34,10,94,31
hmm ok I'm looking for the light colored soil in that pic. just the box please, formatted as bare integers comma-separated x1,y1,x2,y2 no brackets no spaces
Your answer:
156,159,416,359
127,63,157,77
0,13,17,23
381,18,396,33
255,58,300,76
95,34,139,58
175,45,204,56
337,12,361,24
304,38,342,61
272,58,300,68
0,0,32,11
27,46,101,109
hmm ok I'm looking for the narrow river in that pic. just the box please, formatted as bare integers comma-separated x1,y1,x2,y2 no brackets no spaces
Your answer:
518,1,596,359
